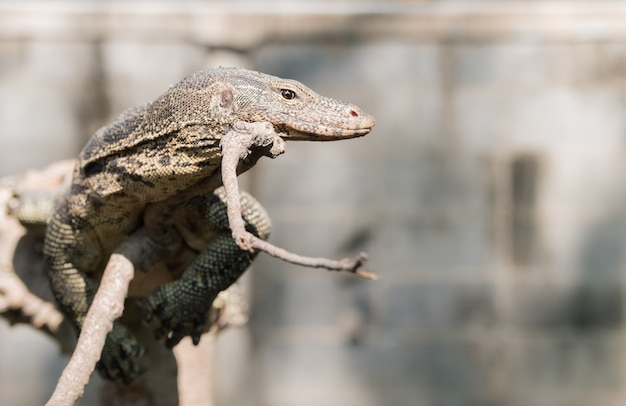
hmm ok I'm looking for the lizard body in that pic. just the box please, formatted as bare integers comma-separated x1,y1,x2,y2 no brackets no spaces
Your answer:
42,67,375,383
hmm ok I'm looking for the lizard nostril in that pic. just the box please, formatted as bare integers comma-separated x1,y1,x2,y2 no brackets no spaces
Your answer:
350,110,359,117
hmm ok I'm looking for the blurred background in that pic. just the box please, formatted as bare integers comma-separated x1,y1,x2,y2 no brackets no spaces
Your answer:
2,1,626,405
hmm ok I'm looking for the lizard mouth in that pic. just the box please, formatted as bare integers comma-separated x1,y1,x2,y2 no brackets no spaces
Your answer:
276,111,376,141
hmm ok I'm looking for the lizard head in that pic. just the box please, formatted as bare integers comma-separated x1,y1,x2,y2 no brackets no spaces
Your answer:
222,68,375,141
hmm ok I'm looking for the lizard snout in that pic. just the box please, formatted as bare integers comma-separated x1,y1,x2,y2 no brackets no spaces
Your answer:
345,104,376,135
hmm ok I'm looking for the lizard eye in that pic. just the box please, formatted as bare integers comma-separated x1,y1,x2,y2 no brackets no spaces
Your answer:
280,89,297,100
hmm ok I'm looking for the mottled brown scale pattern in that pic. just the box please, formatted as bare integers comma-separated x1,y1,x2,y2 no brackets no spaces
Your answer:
43,67,375,383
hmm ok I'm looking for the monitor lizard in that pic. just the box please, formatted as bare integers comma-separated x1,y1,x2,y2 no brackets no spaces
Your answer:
42,67,375,384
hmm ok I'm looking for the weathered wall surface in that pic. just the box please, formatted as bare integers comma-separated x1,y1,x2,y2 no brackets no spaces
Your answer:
2,2,626,406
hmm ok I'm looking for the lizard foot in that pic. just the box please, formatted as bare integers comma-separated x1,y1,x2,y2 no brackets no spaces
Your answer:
138,282,214,349
96,323,146,384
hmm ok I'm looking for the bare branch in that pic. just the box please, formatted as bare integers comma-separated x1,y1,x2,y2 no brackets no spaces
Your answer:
0,265,64,332
0,171,69,336
220,121,376,280
45,251,135,406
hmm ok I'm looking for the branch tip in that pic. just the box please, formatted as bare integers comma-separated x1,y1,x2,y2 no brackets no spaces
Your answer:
355,269,378,281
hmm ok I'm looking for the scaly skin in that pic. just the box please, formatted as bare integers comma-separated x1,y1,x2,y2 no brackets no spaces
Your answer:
43,67,375,383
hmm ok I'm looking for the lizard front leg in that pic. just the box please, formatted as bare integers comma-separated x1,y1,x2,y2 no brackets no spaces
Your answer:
139,188,271,348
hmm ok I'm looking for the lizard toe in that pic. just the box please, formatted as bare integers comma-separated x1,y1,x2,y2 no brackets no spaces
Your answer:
191,325,204,345
137,291,167,329
165,329,188,349
153,324,171,341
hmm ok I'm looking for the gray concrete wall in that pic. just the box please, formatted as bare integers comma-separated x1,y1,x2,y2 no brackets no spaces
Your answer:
2,2,626,406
